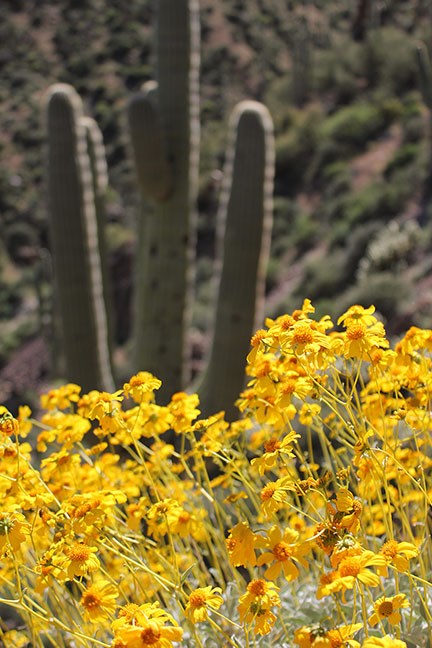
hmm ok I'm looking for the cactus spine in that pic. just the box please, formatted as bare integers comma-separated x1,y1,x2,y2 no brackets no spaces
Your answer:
197,101,275,419
46,84,114,392
128,0,200,400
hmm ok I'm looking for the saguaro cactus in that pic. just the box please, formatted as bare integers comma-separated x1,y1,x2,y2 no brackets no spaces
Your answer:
46,84,114,392
416,42,432,224
46,2,275,418
197,101,275,419
128,0,200,400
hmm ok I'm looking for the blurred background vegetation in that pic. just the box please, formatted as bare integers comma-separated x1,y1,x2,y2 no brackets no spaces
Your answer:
1,0,432,407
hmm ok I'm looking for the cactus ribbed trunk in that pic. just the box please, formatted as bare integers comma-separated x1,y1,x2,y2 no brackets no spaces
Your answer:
416,44,432,226
130,0,200,400
46,84,114,392
197,101,275,419
81,115,114,355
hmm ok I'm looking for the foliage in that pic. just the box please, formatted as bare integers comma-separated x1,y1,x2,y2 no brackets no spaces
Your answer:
0,302,431,647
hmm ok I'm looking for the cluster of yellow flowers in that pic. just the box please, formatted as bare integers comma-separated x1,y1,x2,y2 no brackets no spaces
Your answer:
0,301,431,647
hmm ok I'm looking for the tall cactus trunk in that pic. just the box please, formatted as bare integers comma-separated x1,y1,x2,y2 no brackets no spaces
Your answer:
81,115,114,357
129,0,200,400
46,84,114,392
197,101,275,419
416,44,432,226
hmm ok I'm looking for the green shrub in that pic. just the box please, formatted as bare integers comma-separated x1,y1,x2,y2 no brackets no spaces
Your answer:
384,142,421,178
275,107,323,196
332,271,411,327
319,102,394,151
312,38,364,106
362,27,418,95
295,247,350,301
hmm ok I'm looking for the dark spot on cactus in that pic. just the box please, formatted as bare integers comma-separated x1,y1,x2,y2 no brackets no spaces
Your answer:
231,313,242,324
182,234,189,246
150,244,158,257
150,279,159,291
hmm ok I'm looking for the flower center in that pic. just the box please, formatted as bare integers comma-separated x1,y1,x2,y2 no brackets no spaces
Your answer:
68,544,91,562
272,541,291,562
189,592,206,608
378,600,394,617
327,630,343,647
264,439,281,453
178,512,191,524
82,591,101,609
250,329,266,347
140,626,161,644
346,324,366,340
292,324,314,345
339,557,361,577
282,379,297,395
0,517,14,536
226,538,237,552
255,360,272,377
260,483,276,501
247,579,267,597
381,540,398,559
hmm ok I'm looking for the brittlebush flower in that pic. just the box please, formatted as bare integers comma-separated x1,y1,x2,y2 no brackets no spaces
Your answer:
281,319,331,357
226,522,257,567
337,305,389,360
184,586,223,623
0,629,31,648
81,580,119,622
368,594,409,627
168,392,200,433
123,372,162,404
379,539,418,573
61,542,100,579
294,623,363,648
256,525,309,581
238,579,280,636
328,488,363,535
260,477,295,517
0,511,31,553
0,409,19,437
321,550,386,599
251,430,300,475
112,622,183,648
112,603,182,647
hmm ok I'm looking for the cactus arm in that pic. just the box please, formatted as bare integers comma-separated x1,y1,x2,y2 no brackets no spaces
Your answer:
46,83,114,392
197,101,275,419
81,114,114,358
127,81,172,202
131,0,200,400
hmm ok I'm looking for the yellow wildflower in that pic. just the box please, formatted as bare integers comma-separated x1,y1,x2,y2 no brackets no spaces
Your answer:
184,586,223,623
226,522,257,567
81,580,119,622
123,372,162,403
238,579,280,636
379,539,418,573
0,409,19,437
61,541,100,579
0,511,30,553
260,476,295,517
369,594,409,627
256,525,309,581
